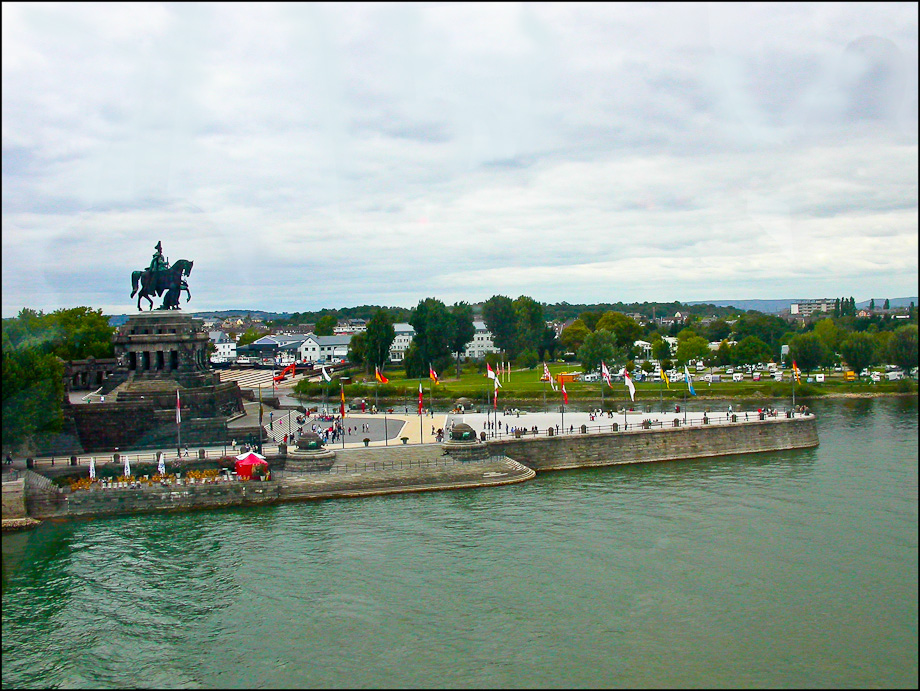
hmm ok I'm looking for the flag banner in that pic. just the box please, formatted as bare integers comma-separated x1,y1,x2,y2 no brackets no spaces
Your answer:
418,382,424,415
792,360,801,383
494,376,499,409
89,456,96,480
157,452,165,476
429,365,439,384
322,366,332,382
176,390,181,425
684,365,697,396
562,383,568,405
493,372,502,388
375,366,389,384
486,362,496,380
661,366,670,389
542,362,552,382
601,361,612,387
624,370,636,402
550,372,557,391
340,383,346,418
124,455,131,479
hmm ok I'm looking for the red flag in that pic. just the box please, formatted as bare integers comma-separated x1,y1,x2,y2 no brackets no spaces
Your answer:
486,362,496,380
493,376,499,409
340,383,346,418
562,383,568,405
176,389,181,424
418,382,424,415
375,366,388,384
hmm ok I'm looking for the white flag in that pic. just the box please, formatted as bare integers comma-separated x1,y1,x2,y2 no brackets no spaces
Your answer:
175,390,181,424
123,455,131,479
623,369,636,402
157,451,166,476
89,456,96,480
486,362,497,380
321,366,332,382
601,361,612,387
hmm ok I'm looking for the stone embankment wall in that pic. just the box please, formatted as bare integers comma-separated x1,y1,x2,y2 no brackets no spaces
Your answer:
487,416,819,471
26,456,534,520
2,478,27,520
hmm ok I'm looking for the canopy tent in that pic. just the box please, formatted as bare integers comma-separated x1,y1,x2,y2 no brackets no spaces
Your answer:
234,451,268,479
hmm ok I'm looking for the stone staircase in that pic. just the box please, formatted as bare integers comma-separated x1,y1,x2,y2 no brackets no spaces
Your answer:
335,444,449,466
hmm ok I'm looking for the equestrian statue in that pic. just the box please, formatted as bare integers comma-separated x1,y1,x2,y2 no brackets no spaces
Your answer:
130,241,194,311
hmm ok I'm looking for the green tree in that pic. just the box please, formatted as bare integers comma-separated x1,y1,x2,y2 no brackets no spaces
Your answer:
887,324,918,373
314,314,337,336
732,336,772,366
788,333,830,373
407,298,455,378
513,295,545,354
651,338,672,361
2,347,65,452
537,326,559,362
578,310,603,331
237,328,262,347
714,340,734,367
595,312,643,350
559,319,591,354
449,302,476,377
869,298,875,311
364,309,396,373
482,295,517,358
576,330,623,373
840,332,877,378
705,319,732,342
675,336,710,366
812,318,842,356
732,314,788,357
348,331,367,369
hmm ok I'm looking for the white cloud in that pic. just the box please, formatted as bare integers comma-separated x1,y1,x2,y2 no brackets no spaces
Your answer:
2,2,917,317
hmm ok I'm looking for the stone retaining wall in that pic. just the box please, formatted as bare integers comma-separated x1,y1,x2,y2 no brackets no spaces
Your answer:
487,415,819,471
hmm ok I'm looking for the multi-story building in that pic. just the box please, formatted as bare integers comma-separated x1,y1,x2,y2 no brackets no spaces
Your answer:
389,323,416,363
208,330,237,363
462,321,500,359
790,299,835,316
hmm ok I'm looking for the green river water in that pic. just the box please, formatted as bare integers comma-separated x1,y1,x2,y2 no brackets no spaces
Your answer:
2,397,917,688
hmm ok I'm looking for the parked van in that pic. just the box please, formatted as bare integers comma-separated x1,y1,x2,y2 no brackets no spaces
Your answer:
732,372,744,382
815,373,825,383
843,371,856,381
581,372,600,382
753,372,762,381
710,374,721,383
773,372,783,381
887,371,903,381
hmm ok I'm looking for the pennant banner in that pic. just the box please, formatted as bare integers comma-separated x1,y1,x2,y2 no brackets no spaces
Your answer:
429,365,439,384
375,366,388,384
175,390,181,425
418,382,424,415
624,369,636,402
684,365,697,396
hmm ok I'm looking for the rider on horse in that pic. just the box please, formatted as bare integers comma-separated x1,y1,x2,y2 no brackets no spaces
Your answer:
149,241,170,273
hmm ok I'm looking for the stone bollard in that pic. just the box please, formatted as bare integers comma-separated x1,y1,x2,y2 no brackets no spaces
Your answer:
198,449,207,460
26,457,34,469
580,424,587,434
611,423,619,432
731,414,738,423
113,453,120,463
702,416,709,425
70,455,78,466
547,427,554,437
673,419,680,427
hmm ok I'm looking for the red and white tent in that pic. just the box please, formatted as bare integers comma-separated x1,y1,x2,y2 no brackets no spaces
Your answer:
234,450,268,479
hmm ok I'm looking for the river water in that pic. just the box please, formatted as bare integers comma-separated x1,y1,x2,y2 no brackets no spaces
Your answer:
2,397,917,688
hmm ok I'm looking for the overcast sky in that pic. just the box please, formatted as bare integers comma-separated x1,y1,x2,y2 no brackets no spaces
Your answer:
2,2,917,317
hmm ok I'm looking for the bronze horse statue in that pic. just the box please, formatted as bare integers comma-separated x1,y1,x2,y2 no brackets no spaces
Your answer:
130,259,193,311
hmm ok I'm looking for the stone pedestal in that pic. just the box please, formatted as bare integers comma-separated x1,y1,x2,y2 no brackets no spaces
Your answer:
441,423,491,462
284,433,336,472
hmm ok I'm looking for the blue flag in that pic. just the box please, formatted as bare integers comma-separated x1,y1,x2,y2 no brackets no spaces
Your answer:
684,365,696,396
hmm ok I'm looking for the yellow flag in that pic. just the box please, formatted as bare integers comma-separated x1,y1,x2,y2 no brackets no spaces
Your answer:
660,366,670,389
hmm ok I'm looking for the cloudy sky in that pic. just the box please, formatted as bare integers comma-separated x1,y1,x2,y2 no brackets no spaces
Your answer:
3,2,917,317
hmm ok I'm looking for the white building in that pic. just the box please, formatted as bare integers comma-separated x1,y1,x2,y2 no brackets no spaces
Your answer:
462,321,500,359
298,334,352,362
389,323,416,363
790,299,835,316
208,331,237,362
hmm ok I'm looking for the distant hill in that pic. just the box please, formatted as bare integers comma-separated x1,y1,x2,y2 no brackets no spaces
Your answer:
108,310,290,326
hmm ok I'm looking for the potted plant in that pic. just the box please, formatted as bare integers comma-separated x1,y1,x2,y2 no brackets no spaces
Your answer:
400,436,409,444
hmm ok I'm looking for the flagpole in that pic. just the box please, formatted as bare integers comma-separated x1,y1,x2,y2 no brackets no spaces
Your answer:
176,389,181,458
419,378,423,444
258,384,263,454
384,408,388,446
